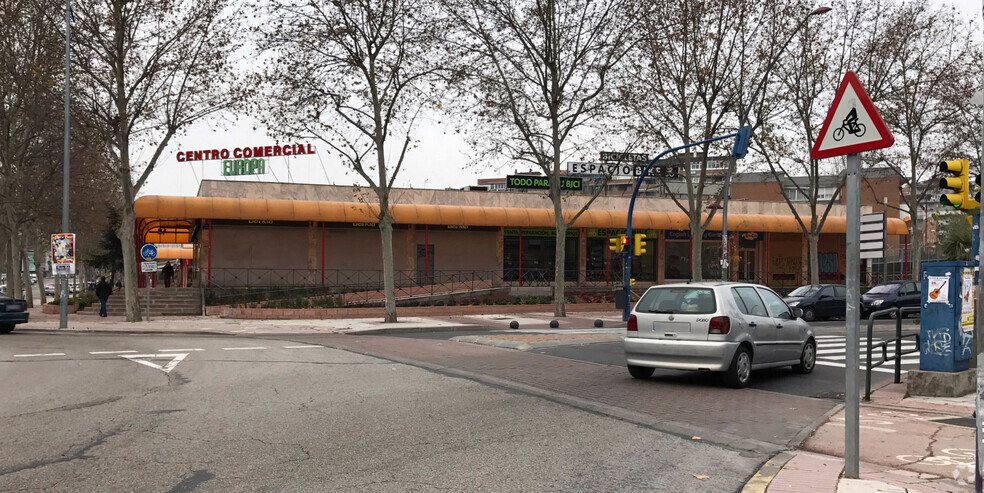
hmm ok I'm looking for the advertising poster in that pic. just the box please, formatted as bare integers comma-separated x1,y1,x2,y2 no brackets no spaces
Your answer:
961,268,974,330
51,233,76,275
926,275,949,304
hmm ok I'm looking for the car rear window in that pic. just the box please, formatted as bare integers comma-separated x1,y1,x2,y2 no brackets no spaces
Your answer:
635,287,717,314
866,284,898,295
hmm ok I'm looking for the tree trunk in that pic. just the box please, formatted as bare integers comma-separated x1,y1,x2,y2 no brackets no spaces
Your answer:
552,194,567,317
8,222,21,299
20,246,33,308
807,232,820,285
690,221,703,282
118,205,141,322
379,211,397,323
35,238,47,304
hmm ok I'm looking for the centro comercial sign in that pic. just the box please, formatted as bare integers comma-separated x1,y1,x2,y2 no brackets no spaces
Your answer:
176,143,316,176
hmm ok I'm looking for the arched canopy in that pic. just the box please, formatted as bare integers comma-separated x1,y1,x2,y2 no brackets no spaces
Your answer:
134,195,908,244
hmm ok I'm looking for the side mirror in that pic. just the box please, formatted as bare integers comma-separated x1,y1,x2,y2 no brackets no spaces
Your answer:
791,307,803,319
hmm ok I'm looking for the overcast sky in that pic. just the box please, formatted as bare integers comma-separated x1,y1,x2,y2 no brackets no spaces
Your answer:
138,0,982,199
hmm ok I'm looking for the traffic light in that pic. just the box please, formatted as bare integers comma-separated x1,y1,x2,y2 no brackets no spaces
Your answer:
939,159,979,209
609,236,629,253
976,174,981,204
633,233,647,256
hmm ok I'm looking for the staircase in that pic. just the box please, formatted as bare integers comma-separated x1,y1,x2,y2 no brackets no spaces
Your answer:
95,288,203,317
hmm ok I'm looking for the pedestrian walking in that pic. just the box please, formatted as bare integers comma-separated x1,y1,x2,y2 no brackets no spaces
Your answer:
162,261,174,288
95,276,112,317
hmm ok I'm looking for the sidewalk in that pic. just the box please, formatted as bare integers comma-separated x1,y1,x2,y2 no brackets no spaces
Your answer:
12,307,979,492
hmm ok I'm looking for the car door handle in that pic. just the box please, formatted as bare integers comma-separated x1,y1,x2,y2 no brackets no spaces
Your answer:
748,321,757,327
776,323,783,329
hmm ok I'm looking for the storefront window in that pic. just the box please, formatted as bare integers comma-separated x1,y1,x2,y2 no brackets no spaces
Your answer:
664,241,689,279
586,238,622,282
701,241,721,280
503,230,578,282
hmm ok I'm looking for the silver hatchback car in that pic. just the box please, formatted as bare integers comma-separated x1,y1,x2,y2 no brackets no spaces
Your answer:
624,282,816,388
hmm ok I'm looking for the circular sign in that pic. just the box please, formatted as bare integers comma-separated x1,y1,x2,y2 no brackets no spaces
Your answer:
141,244,158,261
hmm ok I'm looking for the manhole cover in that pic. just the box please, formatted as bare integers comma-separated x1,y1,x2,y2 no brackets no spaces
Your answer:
932,417,975,428
813,391,845,400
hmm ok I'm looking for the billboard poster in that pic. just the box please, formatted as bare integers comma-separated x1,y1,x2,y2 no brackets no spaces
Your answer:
51,233,76,275
961,268,974,331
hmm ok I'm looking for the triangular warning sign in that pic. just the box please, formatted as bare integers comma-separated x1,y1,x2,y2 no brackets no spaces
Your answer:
121,353,188,373
811,71,894,160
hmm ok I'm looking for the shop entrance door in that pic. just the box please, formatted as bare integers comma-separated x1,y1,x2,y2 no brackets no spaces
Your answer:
417,245,434,285
738,249,757,282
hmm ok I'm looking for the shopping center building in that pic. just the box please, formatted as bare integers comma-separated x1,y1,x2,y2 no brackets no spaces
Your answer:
133,179,907,292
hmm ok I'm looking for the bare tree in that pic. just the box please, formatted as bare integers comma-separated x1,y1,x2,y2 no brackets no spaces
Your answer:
0,0,68,301
620,0,768,281
258,0,445,323
71,0,242,321
866,0,981,277
445,0,643,316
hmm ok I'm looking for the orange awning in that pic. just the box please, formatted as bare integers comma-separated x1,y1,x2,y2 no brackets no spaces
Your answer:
134,195,907,239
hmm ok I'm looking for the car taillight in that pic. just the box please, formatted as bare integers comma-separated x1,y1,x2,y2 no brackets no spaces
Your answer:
627,315,638,331
708,316,730,334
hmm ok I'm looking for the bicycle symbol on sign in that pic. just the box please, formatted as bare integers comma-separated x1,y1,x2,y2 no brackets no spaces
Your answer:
832,107,866,141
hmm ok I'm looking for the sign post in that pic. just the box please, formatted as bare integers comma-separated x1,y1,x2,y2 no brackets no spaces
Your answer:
811,71,895,479
141,244,158,321
51,233,75,329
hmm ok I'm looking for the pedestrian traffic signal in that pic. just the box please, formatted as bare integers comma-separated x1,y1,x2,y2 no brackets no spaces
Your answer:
633,233,647,256
939,159,978,209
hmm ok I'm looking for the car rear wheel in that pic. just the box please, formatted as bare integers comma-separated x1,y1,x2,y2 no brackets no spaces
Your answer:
723,346,752,388
793,339,816,374
0,324,14,334
802,307,817,322
627,365,655,380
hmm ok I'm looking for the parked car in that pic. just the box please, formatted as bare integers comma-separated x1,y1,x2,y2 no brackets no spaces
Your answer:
0,295,29,334
861,280,921,319
783,284,846,321
624,282,816,388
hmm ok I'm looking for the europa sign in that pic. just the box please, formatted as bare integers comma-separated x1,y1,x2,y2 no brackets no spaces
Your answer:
176,143,316,177
506,175,582,191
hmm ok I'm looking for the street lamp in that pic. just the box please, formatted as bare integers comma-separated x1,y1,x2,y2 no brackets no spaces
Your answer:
720,6,832,282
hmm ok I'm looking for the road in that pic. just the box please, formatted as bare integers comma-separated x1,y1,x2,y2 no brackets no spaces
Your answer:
393,317,923,400
1,331,764,492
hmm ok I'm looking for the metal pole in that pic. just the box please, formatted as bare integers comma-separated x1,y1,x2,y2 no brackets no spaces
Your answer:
722,156,735,281
146,273,151,321
845,152,861,478
976,5,984,484
59,0,71,329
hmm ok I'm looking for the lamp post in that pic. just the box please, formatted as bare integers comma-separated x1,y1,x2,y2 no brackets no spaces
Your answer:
59,0,71,329
721,6,832,282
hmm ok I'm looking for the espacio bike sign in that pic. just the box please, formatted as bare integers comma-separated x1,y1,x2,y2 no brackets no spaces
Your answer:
177,143,316,176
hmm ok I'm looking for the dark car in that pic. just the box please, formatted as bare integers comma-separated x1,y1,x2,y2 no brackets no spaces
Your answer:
783,284,846,321
860,280,921,319
0,295,29,334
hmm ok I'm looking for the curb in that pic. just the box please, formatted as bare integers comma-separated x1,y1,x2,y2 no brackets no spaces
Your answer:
789,402,844,448
740,451,794,493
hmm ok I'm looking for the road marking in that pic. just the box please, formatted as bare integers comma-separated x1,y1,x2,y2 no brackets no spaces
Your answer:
89,350,137,355
159,348,204,352
14,353,66,357
815,360,908,374
222,346,266,351
121,353,188,373
283,345,322,349
826,422,897,433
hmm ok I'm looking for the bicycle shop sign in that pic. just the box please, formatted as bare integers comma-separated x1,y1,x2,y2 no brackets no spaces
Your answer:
176,143,316,176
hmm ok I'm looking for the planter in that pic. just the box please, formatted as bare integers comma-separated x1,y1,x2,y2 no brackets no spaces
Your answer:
42,303,79,314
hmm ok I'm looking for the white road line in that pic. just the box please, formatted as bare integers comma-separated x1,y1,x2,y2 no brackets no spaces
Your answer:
14,353,66,357
815,361,909,374
222,346,266,351
283,345,322,349
89,350,137,355
159,349,205,352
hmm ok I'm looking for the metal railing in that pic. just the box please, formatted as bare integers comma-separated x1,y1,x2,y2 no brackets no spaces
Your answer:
864,306,921,401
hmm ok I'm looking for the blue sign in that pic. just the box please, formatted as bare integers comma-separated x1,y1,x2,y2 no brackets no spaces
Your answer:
141,244,158,261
